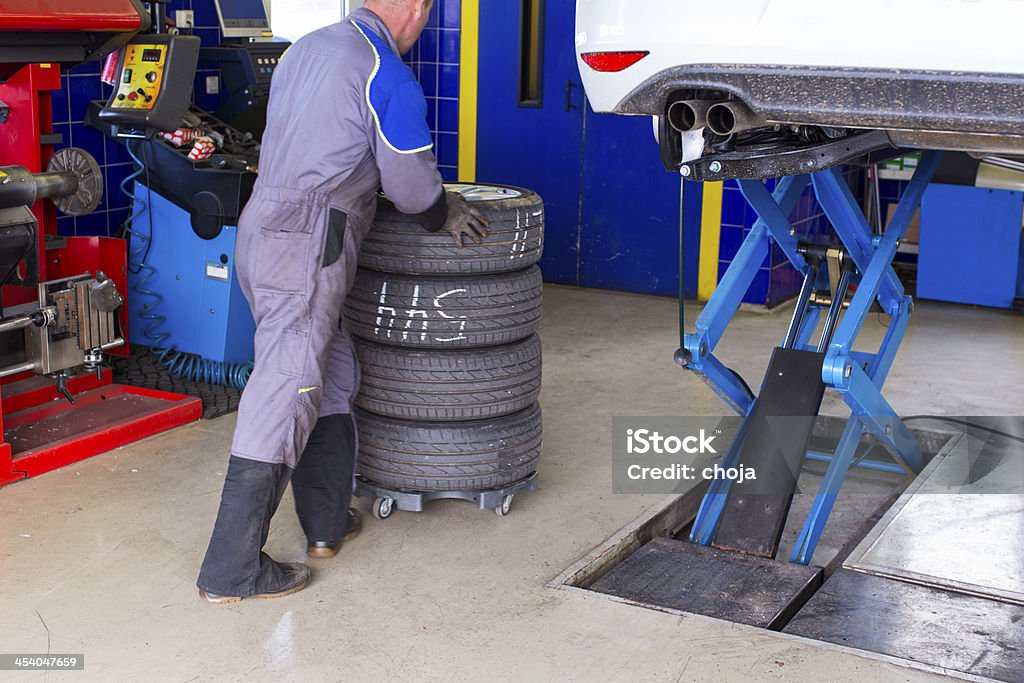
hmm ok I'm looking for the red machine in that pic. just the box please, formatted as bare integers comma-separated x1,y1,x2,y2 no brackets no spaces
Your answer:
0,0,201,487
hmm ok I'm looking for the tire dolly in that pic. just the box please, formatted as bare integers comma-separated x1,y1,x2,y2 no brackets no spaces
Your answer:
678,151,940,565
358,472,539,520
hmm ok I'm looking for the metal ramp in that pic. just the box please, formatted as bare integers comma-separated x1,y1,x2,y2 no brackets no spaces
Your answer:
710,347,826,558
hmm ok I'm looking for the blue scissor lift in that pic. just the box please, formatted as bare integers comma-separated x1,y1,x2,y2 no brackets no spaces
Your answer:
591,147,1024,664
680,150,941,565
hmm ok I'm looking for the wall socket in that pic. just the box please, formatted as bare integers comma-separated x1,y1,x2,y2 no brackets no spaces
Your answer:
175,10,195,29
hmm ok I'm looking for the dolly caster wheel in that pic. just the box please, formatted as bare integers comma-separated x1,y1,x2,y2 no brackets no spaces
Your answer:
373,497,394,520
495,494,514,517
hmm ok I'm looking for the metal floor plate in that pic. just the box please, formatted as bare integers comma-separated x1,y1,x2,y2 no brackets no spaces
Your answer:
844,426,1024,605
589,537,822,630
784,569,1024,682
3,384,201,481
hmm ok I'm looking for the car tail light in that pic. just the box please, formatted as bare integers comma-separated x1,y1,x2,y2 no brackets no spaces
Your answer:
580,51,650,73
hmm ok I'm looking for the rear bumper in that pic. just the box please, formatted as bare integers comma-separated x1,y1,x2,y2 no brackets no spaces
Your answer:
616,64,1024,138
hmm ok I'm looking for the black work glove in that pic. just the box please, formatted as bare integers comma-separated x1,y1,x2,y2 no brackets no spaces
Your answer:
442,192,489,247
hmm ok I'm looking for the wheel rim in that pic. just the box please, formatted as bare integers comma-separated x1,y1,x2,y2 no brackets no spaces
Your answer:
47,147,103,216
445,183,524,202
381,498,393,516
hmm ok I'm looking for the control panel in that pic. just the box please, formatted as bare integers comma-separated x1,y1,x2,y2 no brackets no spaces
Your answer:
200,42,289,91
110,44,166,110
97,34,201,137
198,41,290,138
251,51,282,85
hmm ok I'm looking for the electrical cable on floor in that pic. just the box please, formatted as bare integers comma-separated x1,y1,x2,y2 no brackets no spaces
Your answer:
121,140,252,389
810,415,1024,476
901,416,1024,444
848,446,888,472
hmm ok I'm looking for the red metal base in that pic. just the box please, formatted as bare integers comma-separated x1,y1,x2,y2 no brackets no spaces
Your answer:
0,446,21,486
1,384,201,484
1,367,112,414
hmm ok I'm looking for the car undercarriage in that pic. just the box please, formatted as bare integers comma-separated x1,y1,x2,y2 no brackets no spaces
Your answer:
627,67,1024,181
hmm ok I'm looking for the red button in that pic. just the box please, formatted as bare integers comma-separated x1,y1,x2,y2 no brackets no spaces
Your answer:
127,92,138,101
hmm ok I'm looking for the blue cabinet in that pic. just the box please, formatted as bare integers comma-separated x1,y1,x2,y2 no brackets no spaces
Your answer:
918,184,1023,309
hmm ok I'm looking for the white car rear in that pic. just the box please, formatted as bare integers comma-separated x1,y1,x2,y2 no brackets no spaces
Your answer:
575,0,1024,179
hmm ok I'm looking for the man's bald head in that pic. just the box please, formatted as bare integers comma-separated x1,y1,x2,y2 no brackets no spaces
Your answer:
363,0,434,54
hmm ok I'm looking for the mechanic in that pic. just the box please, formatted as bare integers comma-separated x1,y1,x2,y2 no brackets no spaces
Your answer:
196,0,488,603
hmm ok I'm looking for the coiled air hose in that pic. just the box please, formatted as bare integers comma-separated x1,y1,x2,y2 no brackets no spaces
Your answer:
121,140,252,389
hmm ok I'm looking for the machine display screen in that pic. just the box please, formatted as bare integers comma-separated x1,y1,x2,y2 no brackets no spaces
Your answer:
141,49,162,62
217,0,270,27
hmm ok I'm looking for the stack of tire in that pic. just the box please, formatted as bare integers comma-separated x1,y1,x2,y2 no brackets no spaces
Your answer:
344,184,545,517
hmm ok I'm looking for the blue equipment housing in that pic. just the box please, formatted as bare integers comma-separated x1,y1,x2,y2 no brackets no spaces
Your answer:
128,184,255,365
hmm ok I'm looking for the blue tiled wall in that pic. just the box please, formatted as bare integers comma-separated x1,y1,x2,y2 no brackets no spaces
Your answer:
404,0,461,181
717,168,863,308
52,0,225,239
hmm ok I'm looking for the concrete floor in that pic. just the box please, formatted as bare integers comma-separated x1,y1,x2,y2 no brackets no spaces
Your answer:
2,285,1021,682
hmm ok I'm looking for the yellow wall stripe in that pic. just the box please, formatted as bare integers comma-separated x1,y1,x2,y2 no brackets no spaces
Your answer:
697,182,724,301
457,0,479,182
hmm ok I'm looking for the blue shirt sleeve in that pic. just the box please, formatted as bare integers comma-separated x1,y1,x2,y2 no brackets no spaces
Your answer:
354,20,434,154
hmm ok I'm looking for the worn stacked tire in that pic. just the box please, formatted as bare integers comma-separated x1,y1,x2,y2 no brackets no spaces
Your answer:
345,184,545,516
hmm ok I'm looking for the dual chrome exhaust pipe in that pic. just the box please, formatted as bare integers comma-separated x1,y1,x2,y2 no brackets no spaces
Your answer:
667,99,766,136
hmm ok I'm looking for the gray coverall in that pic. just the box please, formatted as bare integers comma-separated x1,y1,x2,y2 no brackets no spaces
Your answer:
198,7,448,597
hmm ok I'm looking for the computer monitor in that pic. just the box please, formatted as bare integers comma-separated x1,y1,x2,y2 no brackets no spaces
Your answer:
214,0,273,39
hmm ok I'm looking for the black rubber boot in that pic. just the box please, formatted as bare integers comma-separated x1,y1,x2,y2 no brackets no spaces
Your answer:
307,509,362,558
197,455,309,602
292,413,358,552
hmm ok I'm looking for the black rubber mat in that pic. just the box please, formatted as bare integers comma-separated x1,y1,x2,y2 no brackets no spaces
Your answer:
111,346,242,420
590,537,822,630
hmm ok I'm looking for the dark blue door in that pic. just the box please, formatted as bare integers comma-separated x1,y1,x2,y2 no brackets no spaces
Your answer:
476,2,698,296
579,111,692,297
477,0,584,284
